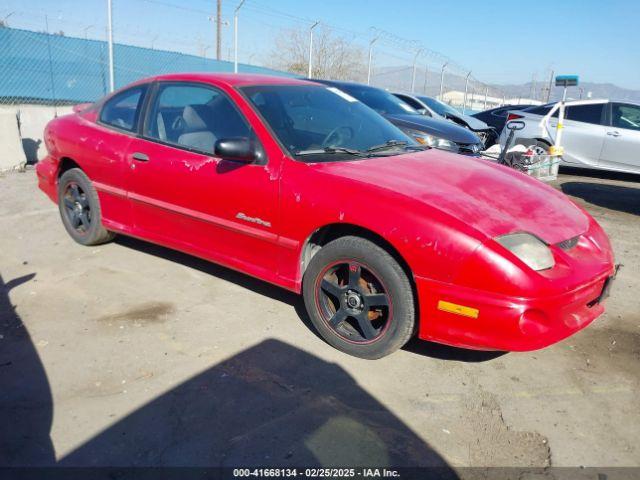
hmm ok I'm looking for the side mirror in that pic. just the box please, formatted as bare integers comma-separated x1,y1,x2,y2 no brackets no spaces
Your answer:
417,108,430,116
214,137,256,163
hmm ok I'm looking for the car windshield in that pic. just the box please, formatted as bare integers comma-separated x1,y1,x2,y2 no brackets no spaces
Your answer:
241,85,418,161
335,84,419,116
418,96,461,117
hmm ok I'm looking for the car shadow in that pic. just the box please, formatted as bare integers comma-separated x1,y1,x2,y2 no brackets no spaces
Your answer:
403,338,505,362
115,236,505,363
60,339,457,471
560,182,640,216
0,272,458,476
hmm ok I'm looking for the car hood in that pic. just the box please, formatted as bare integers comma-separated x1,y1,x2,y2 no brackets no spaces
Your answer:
314,150,588,244
446,112,491,131
385,113,481,144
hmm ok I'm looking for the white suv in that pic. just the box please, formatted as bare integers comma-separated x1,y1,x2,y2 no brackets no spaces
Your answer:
499,100,640,175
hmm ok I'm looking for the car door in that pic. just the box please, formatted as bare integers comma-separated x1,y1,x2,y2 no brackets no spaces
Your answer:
599,103,640,173
90,83,149,230
125,81,281,280
550,103,606,168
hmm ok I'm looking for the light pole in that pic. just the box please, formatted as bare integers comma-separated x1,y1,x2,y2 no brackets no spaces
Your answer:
483,86,488,110
462,70,471,114
367,36,379,85
307,21,319,78
107,0,114,92
423,65,428,93
410,48,423,93
233,0,246,73
439,62,448,100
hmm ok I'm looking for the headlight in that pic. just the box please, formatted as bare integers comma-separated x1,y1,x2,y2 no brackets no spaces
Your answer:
495,233,555,271
401,128,459,152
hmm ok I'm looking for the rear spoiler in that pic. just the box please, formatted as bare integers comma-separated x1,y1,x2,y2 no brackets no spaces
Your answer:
72,102,93,113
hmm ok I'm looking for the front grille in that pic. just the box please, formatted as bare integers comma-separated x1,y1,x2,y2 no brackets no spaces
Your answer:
557,236,580,250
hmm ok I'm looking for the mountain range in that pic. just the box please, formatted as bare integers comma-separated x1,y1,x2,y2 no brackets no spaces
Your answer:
368,66,640,104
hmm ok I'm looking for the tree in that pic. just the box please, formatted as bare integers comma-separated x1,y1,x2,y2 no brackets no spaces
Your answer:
269,26,365,81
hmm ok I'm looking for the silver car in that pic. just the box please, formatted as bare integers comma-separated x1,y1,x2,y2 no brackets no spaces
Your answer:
499,100,640,175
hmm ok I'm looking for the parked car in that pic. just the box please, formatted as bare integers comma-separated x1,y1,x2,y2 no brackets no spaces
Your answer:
393,92,497,147
37,73,616,359
499,100,640,174
472,104,535,135
312,79,484,155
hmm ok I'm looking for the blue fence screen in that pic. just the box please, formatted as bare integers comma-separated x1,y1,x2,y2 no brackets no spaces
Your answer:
0,27,293,104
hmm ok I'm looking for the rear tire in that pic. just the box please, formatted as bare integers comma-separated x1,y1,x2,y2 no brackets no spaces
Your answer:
58,168,115,246
303,236,415,359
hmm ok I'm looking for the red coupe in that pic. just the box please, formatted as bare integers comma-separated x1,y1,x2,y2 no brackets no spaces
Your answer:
36,73,616,359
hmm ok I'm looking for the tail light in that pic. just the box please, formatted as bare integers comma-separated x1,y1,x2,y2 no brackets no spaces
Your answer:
507,113,524,121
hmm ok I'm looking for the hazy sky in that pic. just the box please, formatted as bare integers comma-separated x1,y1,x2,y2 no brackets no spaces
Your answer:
3,0,638,89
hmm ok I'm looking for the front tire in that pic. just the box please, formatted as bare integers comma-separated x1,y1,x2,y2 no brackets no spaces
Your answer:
58,168,115,246
303,236,415,359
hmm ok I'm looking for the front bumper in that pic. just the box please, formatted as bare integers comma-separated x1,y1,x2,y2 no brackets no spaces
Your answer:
415,267,616,351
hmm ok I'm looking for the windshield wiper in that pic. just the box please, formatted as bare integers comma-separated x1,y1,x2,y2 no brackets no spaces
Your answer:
366,140,429,154
294,146,367,157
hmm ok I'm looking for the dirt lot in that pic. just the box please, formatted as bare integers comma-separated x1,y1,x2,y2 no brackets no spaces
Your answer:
1,166,638,470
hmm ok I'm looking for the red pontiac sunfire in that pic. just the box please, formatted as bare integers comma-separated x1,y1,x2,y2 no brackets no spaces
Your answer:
37,73,616,359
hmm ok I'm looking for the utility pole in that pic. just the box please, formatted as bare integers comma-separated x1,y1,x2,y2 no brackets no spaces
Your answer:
107,0,114,92
423,65,428,94
367,36,378,85
483,86,488,110
439,62,448,100
216,0,222,61
530,73,537,101
233,0,246,73
410,48,423,93
307,21,319,78
546,69,554,102
462,70,471,114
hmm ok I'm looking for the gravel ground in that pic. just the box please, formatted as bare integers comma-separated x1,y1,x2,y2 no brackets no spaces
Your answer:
0,166,638,470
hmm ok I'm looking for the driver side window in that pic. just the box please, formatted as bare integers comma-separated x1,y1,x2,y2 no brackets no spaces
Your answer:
144,83,251,154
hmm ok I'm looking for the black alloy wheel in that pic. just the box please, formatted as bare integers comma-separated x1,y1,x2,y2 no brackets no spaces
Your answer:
315,261,392,344
303,236,415,359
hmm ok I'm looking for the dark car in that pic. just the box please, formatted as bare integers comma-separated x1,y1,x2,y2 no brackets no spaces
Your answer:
471,104,535,136
394,92,497,148
312,79,483,155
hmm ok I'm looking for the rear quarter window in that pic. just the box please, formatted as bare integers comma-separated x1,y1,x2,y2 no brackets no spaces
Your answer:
99,85,147,132
564,104,605,125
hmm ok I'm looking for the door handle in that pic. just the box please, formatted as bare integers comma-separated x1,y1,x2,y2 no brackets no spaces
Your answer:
132,152,149,162
607,131,621,137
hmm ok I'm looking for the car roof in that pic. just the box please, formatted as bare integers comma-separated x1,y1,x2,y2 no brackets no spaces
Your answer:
311,78,380,90
133,72,318,88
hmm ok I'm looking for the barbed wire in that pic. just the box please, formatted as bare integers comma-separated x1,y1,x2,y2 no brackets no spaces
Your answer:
0,0,522,106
